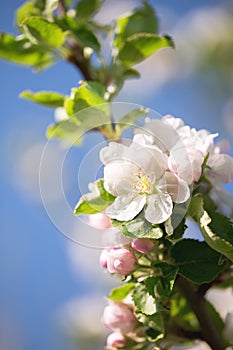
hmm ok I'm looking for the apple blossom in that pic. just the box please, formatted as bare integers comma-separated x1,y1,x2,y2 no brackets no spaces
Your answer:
99,249,108,268
106,248,137,276
100,140,190,224
131,238,155,253
106,332,126,348
102,302,138,333
88,213,112,229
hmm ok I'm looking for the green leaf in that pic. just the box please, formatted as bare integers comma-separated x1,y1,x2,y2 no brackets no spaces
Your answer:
205,301,224,335
74,179,115,215
0,33,53,68
133,283,163,315
118,107,148,131
16,2,41,25
108,283,135,302
123,68,140,79
20,90,65,107
171,239,226,284
170,294,199,331
55,16,100,51
118,33,174,67
44,0,59,14
145,263,178,297
22,16,66,47
189,195,233,262
64,81,106,115
167,217,187,242
136,312,164,337
114,1,158,49
46,119,84,146
76,0,103,18
112,212,163,239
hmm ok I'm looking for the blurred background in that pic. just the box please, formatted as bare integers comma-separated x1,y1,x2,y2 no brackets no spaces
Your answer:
1,0,233,349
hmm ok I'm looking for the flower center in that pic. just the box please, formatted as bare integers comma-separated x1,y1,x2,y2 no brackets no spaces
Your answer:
133,172,152,194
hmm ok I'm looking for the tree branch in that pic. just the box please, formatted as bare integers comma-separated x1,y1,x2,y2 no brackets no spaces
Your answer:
176,276,225,350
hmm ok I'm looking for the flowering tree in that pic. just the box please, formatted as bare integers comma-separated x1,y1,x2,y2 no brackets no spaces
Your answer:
1,1,233,349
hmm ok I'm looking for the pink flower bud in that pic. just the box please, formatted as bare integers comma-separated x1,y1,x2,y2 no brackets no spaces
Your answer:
106,248,137,275
106,332,126,348
102,302,138,333
99,249,108,268
131,238,155,253
88,213,112,229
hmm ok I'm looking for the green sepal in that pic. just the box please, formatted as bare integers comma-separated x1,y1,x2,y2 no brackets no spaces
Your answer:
74,179,115,215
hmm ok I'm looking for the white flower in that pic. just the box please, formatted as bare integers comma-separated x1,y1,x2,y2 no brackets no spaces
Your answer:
100,140,190,224
139,115,233,185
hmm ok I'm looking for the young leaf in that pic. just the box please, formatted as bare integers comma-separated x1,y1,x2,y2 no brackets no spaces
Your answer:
20,90,65,108
22,16,66,47
136,312,164,337
171,239,226,284
108,283,135,302
16,2,41,25
64,81,106,115
118,33,174,67
76,0,103,18
112,212,163,239
189,195,233,262
133,283,157,315
74,179,115,215
118,107,148,131
0,33,52,68
46,119,84,146
114,1,158,49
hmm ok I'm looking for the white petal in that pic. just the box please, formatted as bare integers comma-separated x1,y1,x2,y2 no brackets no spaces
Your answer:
158,172,190,203
162,114,184,129
145,193,173,224
207,154,233,184
104,161,138,196
100,142,127,165
106,194,147,221
135,119,180,152
128,142,167,179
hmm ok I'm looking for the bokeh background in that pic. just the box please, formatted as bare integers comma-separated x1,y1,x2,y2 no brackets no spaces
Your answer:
1,0,233,349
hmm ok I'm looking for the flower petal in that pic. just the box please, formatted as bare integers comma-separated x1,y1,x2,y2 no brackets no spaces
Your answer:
104,161,137,196
100,142,127,165
207,154,233,184
145,193,173,224
106,193,147,221
158,172,190,203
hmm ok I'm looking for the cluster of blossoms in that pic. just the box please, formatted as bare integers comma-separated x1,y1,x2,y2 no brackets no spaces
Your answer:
99,115,233,225
89,115,233,348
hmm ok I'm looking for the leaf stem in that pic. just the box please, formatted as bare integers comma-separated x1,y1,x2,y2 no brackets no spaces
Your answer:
176,276,225,350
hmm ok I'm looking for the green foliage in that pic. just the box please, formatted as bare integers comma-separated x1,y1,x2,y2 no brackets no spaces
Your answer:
64,81,106,116
171,239,226,284
118,107,148,131
189,195,233,262
118,33,174,67
0,33,52,68
112,212,164,239
22,16,66,47
108,283,135,302
114,1,158,49
74,179,115,215
76,0,103,18
20,90,65,107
